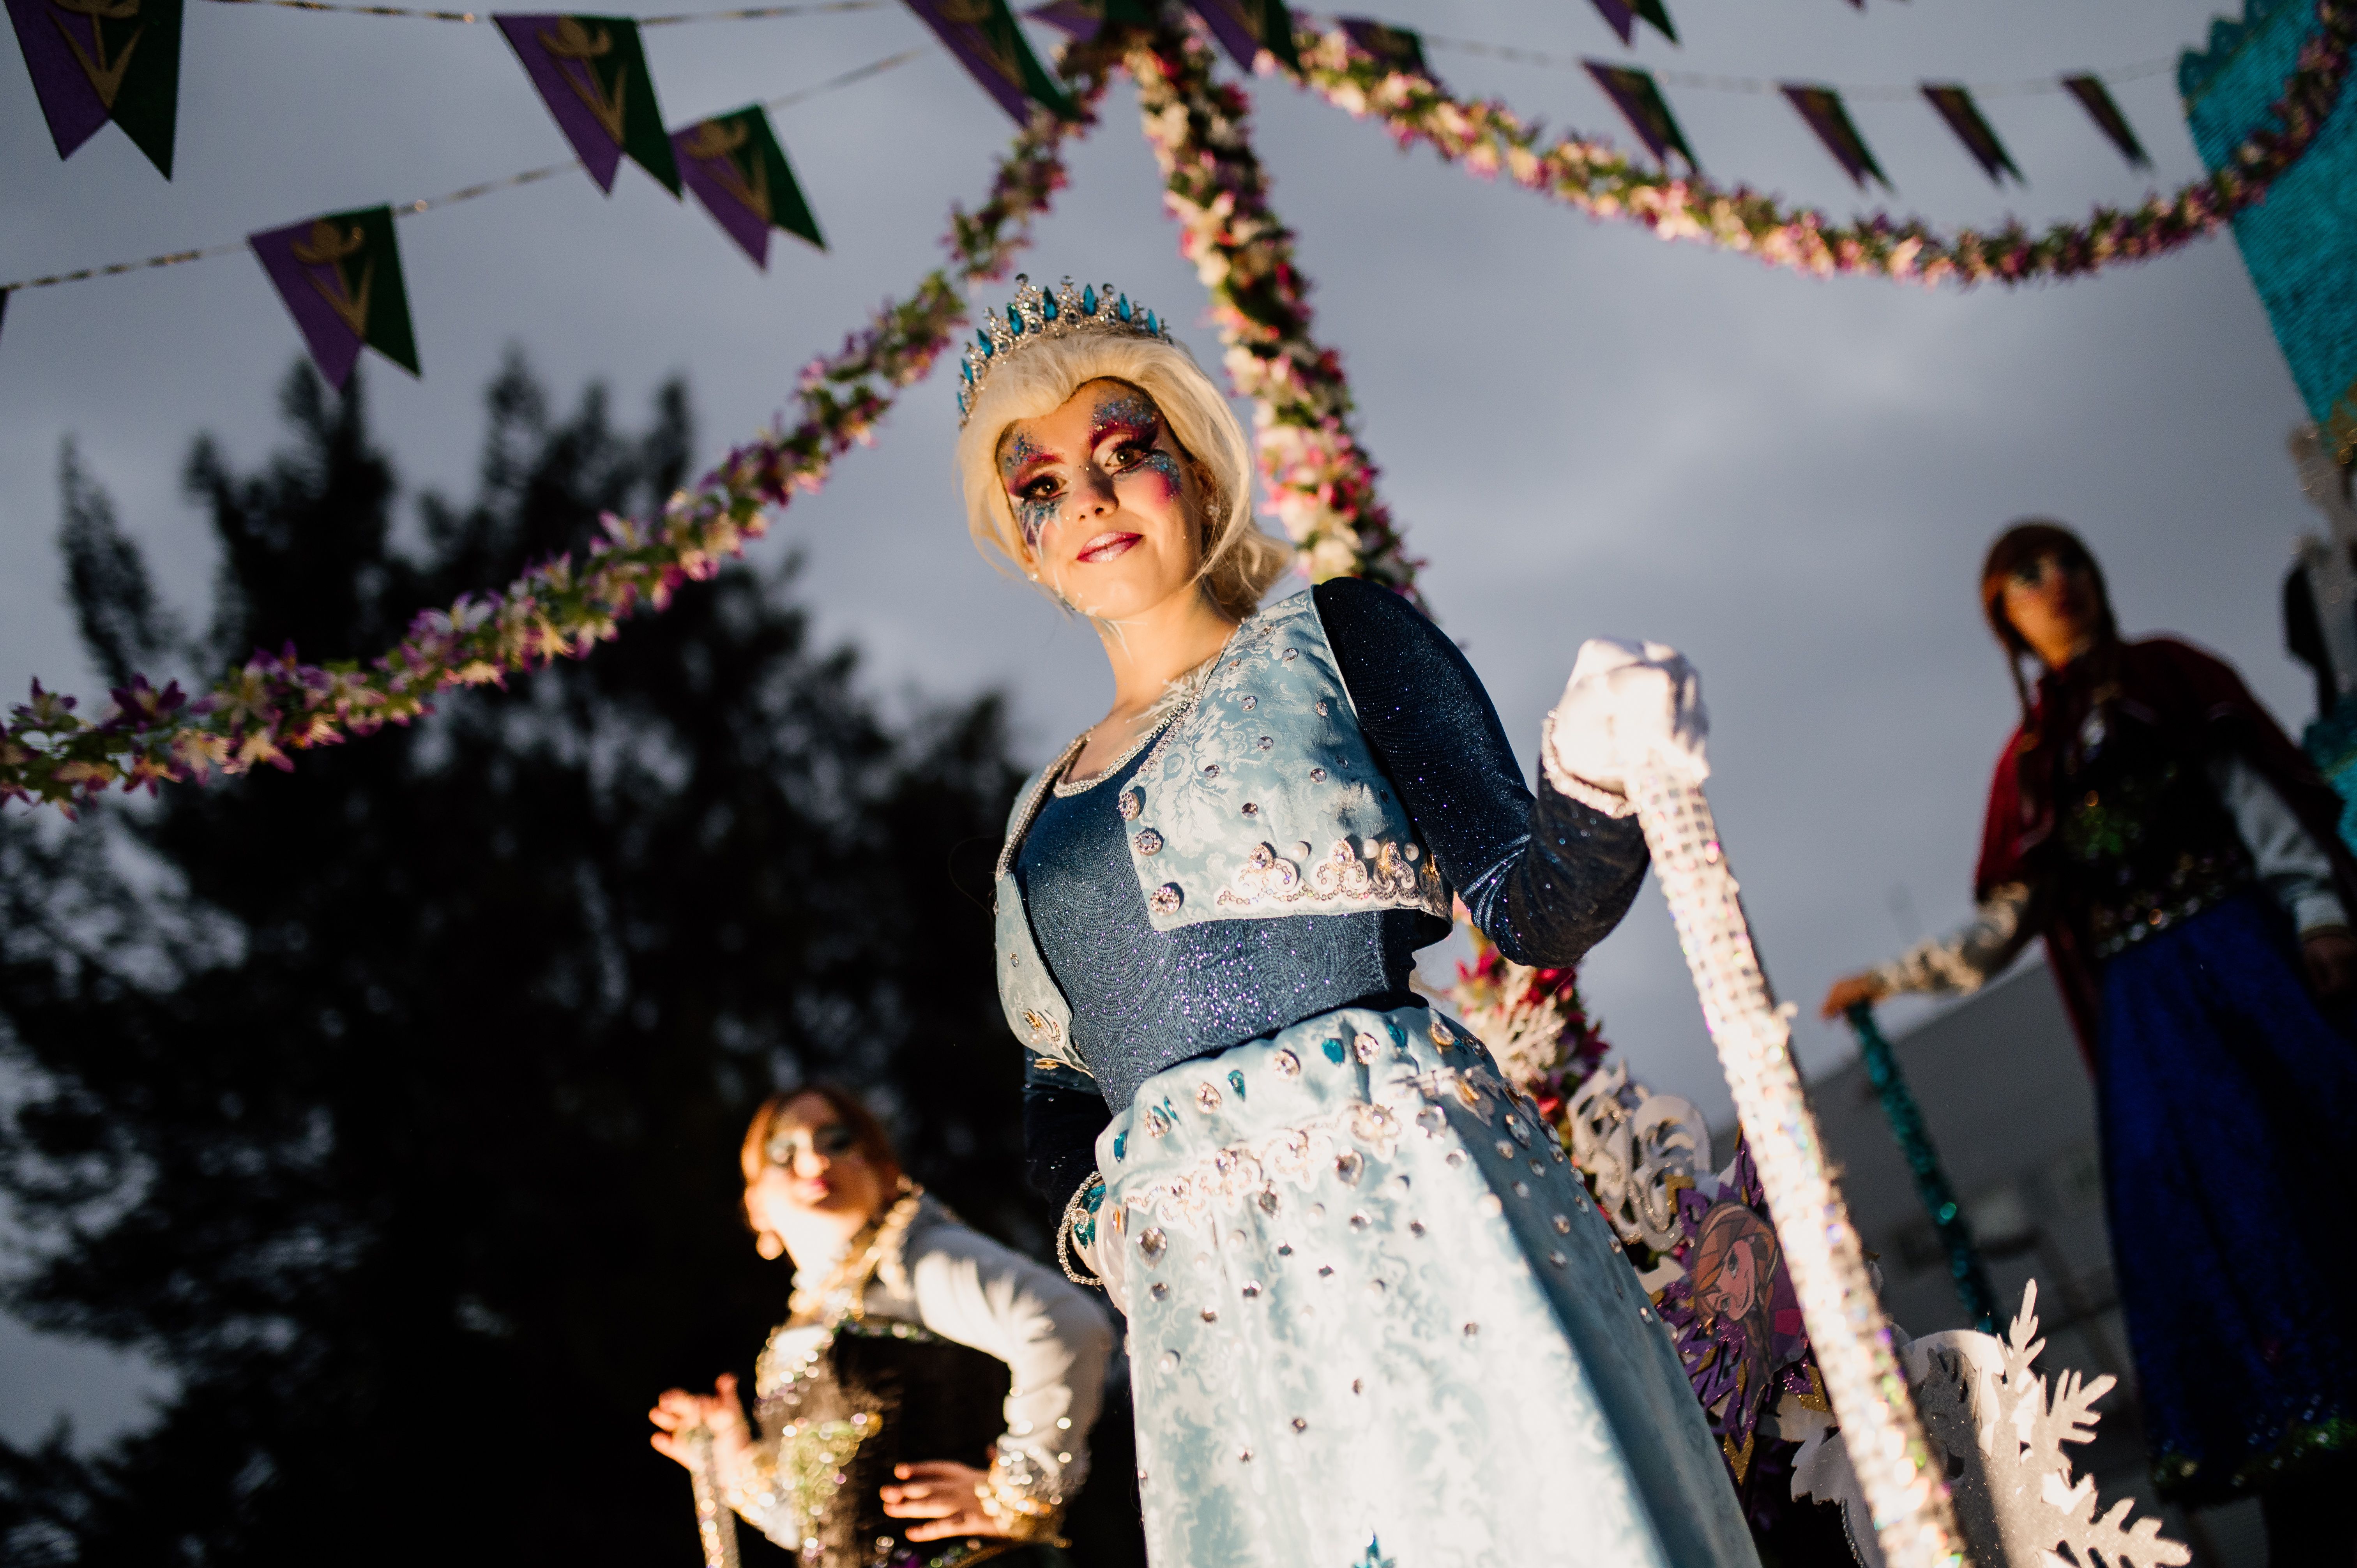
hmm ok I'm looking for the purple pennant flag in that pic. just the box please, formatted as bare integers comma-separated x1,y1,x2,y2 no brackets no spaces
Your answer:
250,217,370,390
1024,0,1097,39
248,209,421,389
1781,83,1889,189
1184,0,1260,74
498,14,623,189
494,13,685,195
2061,74,2149,169
902,0,1039,123
1585,0,1636,45
1922,83,2020,184
673,123,771,267
7,0,121,158
1585,61,1696,169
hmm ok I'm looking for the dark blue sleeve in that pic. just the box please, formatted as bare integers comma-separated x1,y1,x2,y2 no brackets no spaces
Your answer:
1311,576,1648,968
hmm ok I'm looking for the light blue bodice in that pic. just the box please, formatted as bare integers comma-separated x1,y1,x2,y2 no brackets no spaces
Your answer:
993,591,1452,1072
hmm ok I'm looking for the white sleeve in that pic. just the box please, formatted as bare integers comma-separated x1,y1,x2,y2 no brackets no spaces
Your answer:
1870,881,2039,997
905,1221,1115,1501
2209,754,2350,934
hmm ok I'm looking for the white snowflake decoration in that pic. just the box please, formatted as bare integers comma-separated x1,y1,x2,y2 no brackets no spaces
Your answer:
1791,1281,2189,1568
1563,1061,1712,1254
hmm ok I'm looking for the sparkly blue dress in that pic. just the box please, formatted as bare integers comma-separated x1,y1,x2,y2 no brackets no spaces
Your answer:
1002,581,1758,1568
2036,690,2357,1504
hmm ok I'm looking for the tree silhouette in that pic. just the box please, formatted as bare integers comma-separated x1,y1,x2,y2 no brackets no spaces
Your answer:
0,359,1133,1565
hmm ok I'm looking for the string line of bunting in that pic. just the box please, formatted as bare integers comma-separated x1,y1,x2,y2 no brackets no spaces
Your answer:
1298,13,2156,186
0,50,1118,814
5,0,1074,180
2,0,2191,189
1285,0,2352,283
1576,0,1911,53
6,0,2352,809
4,0,2245,343
0,46,924,379
3,0,2349,800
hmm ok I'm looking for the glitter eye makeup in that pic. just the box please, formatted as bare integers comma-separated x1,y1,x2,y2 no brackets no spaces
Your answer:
1090,391,1185,497
1016,489,1063,548
1000,386,1188,553
1000,431,1065,548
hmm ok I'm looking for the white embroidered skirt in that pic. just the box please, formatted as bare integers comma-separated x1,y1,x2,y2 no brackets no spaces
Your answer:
1094,1001,1758,1568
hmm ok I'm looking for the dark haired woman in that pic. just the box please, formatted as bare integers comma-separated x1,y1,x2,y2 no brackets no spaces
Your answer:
1821,522,2357,1563
648,1086,1114,1568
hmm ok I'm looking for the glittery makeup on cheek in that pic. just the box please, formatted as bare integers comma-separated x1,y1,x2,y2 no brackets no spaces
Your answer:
1130,449,1184,500
998,430,1062,548
1016,494,1062,547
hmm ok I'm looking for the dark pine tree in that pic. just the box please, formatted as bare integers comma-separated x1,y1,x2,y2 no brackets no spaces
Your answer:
0,360,1140,1566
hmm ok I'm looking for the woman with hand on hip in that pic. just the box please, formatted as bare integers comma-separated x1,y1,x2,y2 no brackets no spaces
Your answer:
958,275,1755,1568
649,1086,1114,1568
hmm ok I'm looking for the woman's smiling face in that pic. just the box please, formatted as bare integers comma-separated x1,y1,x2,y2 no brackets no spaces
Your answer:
998,378,1209,622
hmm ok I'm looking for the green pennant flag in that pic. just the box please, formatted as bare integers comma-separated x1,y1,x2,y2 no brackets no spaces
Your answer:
1629,0,1675,44
248,206,420,390
7,0,184,176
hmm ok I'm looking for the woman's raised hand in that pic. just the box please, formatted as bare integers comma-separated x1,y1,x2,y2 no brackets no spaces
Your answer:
648,1372,754,1474
880,1458,999,1542
1546,638,1709,797
1818,971,1887,1020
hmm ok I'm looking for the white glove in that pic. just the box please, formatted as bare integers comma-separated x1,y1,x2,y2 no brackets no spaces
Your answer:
1543,638,1710,804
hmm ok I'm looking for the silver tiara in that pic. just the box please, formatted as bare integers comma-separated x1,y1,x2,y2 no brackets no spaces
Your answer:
957,273,1174,427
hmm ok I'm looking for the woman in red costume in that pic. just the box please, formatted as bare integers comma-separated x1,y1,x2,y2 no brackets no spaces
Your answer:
1823,521,2357,1565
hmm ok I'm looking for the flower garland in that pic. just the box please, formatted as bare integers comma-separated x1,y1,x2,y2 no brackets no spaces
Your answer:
1442,920,1610,1121
1,76,1111,816
1124,27,1422,600
1297,0,2355,286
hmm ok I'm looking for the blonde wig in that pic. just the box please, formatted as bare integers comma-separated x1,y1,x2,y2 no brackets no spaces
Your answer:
956,329,1293,622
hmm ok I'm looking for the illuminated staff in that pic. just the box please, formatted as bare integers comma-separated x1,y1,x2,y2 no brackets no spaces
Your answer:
1846,1001,2000,1333
1628,768,1969,1568
684,1427,742,1568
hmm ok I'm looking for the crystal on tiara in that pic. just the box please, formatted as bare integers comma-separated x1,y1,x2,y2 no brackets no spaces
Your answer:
956,273,1177,427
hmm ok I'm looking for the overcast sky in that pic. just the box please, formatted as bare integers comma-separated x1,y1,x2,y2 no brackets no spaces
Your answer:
2,0,2332,1438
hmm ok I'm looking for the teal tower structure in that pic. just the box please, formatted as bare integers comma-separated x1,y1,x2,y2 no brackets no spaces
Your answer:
2181,0,2357,461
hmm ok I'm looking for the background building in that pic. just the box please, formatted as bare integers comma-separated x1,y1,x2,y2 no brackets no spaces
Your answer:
1781,962,2268,1567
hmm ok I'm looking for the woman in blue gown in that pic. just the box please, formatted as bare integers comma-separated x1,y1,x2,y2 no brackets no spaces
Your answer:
950,276,1755,1568
1823,521,2357,1565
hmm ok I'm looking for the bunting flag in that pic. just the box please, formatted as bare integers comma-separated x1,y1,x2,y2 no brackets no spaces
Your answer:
2061,74,2150,168
1781,84,1888,188
1338,17,1428,80
670,106,824,267
248,207,419,390
1185,0,1300,74
6,0,182,176
901,0,1077,121
1921,83,2021,184
1585,0,1675,48
1585,62,1696,170
1020,0,1153,44
495,14,682,195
